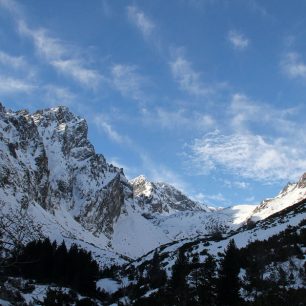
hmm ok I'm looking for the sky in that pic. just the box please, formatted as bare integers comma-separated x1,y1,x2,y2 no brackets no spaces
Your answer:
1,0,306,207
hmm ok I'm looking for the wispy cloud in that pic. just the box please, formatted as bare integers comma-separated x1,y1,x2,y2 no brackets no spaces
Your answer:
52,59,101,89
228,30,249,50
170,54,215,96
0,0,21,16
141,107,215,131
19,22,102,88
229,93,298,135
93,111,190,193
94,114,132,145
111,64,149,102
0,50,27,69
127,6,155,39
0,76,35,93
281,52,306,81
192,191,229,206
223,179,250,190
189,130,306,182
1,3,103,89
42,85,75,106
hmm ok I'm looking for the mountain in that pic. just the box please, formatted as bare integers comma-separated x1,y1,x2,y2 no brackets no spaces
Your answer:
130,175,210,217
249,173,306,221
0,105,306,263
0,102,305,264
0,102,305,305
0,103,168,261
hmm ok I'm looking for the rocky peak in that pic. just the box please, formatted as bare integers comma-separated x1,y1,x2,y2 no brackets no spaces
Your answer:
0,102,6,113
297,172,306,188
130,175,154,197
130,175,206,216
33,106,74,124
0,102,133,237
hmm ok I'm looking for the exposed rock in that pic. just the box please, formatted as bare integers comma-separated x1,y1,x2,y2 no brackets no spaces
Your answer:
298,172,306,188
0,104,130,237
130,175,209,217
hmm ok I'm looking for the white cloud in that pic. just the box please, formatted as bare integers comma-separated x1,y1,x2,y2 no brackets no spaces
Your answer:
0,76,35,93
223,179,249,190
52,60,101,89
229,93,298,135
127,6,155,38
141,107,215,131
170,55,214,96
228,30,249,50
189,130,306,182
0,51,27,69
111,64,148,102
43,85,75,106
281,52,306,81
192,191,228,206
94,114,132,145
18,22,66,59
0,0,21,16
12,18,102,88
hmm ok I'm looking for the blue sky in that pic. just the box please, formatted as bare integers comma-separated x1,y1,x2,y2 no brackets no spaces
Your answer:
1,0,306,206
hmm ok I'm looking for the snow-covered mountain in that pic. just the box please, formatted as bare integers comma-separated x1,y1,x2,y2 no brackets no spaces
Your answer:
0,102,305,267
130,175,211,217
0,103,168,261
249,173,306,221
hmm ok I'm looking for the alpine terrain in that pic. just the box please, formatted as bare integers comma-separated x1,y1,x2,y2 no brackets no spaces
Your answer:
0,102,305,305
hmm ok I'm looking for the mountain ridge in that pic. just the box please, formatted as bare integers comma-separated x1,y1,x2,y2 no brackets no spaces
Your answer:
0,102,305,265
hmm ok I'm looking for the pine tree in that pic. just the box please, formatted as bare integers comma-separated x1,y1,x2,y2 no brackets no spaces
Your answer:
170,248,189,305
198,254,217,305
217,239,241,306
53,241,68,284
148,250,167,289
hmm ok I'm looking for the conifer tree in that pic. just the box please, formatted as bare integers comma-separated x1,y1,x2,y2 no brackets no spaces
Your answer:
148,250,167,289
217,239,241,306
198,254,217,305
170,248,189,305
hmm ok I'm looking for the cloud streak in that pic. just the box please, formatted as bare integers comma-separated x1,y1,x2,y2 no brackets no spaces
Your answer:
189,130,306,182
0,51,27,70
0,76,35,93
228,30,249,50
94,113,132,145
127,6,155,39
0,2,103,89
170,55,215,96
281,52,306,81
111,64,149,102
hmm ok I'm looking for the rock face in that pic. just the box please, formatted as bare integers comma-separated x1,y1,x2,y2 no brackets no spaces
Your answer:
0,103,131,238
130,175,209,217
298,172,306,188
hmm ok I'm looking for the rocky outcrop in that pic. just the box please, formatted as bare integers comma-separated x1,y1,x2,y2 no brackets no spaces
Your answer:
0,104,131,237
130,175,209,217
298,172,306,188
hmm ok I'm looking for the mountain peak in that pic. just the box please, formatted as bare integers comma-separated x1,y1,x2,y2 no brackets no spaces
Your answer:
298,172,306,188
130,175,153,198
130,174,148,184
130,176,207,216
0,101,5,113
